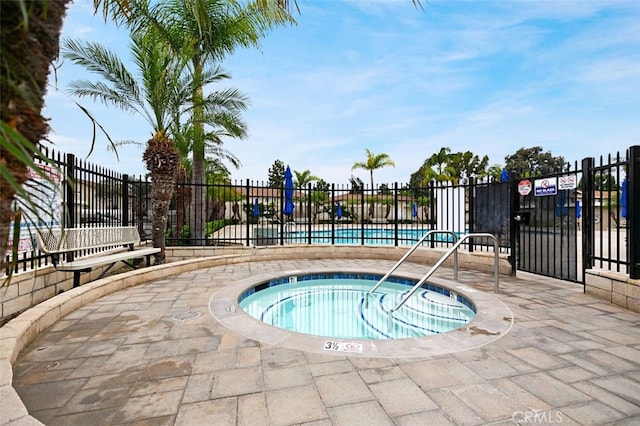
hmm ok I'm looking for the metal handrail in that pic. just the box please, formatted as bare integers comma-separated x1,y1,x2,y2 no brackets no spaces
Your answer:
364,230,458,308
385,232,500,331
283,221,297,243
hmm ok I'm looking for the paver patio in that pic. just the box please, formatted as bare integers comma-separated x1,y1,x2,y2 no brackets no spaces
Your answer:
10,258,640,425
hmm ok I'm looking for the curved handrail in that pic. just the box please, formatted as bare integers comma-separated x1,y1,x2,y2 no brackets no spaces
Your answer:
364,230,458,308
387,233,500,331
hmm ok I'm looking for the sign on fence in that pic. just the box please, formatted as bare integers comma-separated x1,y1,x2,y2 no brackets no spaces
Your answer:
558,175,577,190
518,179,532,196
7,164,62,255
534,177,558,196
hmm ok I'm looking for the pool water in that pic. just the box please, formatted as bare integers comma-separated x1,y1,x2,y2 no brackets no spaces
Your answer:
285,228,464,245
238,274,476,340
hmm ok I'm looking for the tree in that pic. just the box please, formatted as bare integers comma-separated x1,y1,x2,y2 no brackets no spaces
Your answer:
0,0,421,274
487,164,504,182
448,151,489,183
293,169,320,188
268,160,286,187
504,146,567,176
0,1,71,275
63,29,187,263
351,148,395,189
410,147,490,186
144,0,294,242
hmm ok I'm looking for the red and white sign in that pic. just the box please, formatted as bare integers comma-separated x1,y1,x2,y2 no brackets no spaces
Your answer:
518,179,532,196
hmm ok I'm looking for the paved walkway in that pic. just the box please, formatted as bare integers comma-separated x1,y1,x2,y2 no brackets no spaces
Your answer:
11,259,640,425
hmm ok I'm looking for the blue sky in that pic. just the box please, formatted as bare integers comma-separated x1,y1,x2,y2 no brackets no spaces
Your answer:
44,0,640,185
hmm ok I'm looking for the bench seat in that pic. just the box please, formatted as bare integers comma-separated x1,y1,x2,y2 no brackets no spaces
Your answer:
54,247,161,271
36,226,160,287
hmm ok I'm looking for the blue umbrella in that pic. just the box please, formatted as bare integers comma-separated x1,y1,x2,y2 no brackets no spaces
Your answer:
336,202,343,219
253,197,260,218
283,166,295,216
412,203,418,219
621,178,627,218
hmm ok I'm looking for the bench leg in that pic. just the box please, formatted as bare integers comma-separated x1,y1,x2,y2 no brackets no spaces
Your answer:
73,272,81,288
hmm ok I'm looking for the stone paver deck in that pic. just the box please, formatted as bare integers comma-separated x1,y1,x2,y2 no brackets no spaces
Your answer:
10,259,640,425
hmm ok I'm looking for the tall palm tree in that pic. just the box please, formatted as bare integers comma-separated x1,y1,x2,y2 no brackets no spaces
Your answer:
351,148,396,189
62,29,188,263
0,0,421,273
143,0,294,242
294,169,320,188
0,0,71,274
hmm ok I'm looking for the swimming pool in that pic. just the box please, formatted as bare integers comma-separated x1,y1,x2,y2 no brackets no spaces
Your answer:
238,273,476,340
285,228,464,245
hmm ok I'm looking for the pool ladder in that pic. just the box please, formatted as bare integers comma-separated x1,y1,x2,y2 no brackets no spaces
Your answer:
363,231,500,332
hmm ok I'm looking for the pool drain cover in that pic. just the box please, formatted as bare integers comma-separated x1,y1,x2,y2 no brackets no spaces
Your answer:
173,311,201,321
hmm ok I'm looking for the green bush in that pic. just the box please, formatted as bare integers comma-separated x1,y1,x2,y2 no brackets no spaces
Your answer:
205,220,226,237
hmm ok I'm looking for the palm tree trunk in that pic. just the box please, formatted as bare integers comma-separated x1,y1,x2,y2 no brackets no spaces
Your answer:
143,137,179,264
1,0,70,271
176,166,187,238
190,57,205,244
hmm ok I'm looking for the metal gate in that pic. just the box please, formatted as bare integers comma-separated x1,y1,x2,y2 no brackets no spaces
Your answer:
512,166,583,283
510,146,639,284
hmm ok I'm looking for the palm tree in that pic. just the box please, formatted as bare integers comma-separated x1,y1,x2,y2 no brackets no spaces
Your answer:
171,77,249,238
144,0,294,242
62,28,189,263
0,1,71,274
0,0,421,273
351,148,396,189
294,169,320,188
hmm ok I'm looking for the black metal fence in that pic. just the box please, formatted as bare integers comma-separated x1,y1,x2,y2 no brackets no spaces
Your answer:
4,145,638,282
165,180,485,249
582,147,638,279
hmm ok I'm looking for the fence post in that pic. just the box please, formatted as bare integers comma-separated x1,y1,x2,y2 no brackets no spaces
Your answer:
581,157,594,287
429,181,436,248
468,177,475,253
629,146,640,279
360,187,365,245
508,173,519,276
122,174,129,226
393,182,399,247
245,179,250,247
64,153,75,263
331,184,335,245
65,153,75,229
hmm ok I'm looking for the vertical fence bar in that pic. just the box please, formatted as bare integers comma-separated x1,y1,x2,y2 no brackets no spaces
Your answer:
509,173,520,276
614,153,622,272
360,188,365,245
245,179,250,247
393,183,399,247
122,174,129,226
468,177,475,253
65,153,75,229
629,146,639,279
581,157,594,289
331,184,335,245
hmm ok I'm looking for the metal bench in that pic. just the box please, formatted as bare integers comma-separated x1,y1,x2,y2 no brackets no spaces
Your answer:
35,226,160,287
